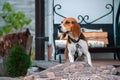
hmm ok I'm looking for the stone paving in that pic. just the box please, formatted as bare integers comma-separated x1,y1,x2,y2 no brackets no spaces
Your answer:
0,77,22,80
0,60,120,80
32,60,60,69
24,61,120,80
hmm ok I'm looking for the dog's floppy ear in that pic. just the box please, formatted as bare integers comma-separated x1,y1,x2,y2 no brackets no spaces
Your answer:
71,22,81,38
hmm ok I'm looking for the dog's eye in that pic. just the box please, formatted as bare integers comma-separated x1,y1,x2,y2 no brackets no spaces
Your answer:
65,21,70,24
71,21,74,24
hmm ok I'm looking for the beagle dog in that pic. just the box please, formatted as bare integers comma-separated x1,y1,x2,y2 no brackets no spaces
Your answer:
58,17,92,66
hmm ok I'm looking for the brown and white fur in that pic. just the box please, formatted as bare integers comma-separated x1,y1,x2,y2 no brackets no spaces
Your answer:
58,17,92,66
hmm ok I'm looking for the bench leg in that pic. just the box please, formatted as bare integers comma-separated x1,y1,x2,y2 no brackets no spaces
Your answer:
117,52,120,60
114,52,117,60
59,54,61,63
54,52,57,60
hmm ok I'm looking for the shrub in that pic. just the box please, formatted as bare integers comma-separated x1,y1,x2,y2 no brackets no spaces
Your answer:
5,44,31,77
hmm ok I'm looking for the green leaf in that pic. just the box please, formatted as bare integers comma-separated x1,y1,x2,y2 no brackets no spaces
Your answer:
17,11,25,19
2,25,13,34
0,30,3,36
25,18,32,25
2,2,12,12
0,2,32,36
0,13,2,18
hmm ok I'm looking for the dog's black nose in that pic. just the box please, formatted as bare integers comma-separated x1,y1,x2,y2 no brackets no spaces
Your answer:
57,25,63,33
57,25,61,30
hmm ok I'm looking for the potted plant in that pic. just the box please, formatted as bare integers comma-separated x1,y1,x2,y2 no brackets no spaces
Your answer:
0,2,32,76
0,2,32,36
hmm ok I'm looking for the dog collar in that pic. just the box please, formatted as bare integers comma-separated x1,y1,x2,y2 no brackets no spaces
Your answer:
68,33,85,43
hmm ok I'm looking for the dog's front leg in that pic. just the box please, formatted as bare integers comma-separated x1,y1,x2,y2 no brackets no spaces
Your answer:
68,51,74,62
80,40,92,66
84,51,92,66
64,48,69,62
68,45,75,62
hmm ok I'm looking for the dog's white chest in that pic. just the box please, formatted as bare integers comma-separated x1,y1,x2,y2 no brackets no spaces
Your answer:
68,40,87,56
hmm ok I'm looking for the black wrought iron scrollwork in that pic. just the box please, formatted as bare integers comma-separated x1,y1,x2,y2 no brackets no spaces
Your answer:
77,15,84,24
54,3,113,24
53,4,66,18
77,4,113,24
78,15,90,24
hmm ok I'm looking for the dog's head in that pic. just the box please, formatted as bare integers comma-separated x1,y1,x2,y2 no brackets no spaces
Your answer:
58,17,81,38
